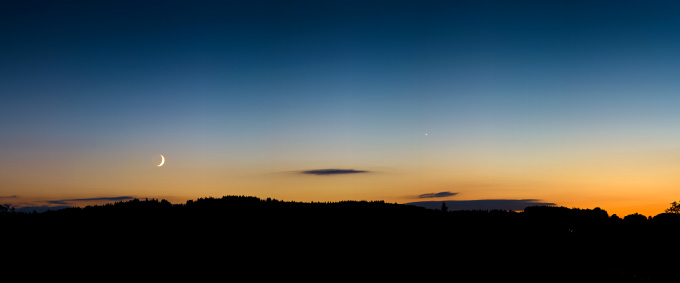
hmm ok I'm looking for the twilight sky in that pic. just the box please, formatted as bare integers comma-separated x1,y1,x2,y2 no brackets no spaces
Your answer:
2,0,680,216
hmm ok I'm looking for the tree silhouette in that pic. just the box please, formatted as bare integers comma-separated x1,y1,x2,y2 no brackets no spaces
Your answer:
0,204,14,214
664,201,680,214
5,195,680,280
623,213,647,225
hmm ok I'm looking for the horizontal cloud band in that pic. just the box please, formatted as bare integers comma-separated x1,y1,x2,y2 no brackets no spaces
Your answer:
301,169,369,175
47,196,134,205
405,199,557,211
418,192,458,198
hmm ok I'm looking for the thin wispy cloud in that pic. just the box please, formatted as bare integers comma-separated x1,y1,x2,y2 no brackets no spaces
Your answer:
301,169,369,176
418,192,458,199
405,199,557,211
16,205,71,213
46,196,134,205
11,196,136,213
0,195,18,199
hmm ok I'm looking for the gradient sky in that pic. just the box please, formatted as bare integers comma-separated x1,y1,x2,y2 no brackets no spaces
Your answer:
2,0,680,216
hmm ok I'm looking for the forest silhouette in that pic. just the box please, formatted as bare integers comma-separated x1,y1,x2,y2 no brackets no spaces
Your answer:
3,196,680,280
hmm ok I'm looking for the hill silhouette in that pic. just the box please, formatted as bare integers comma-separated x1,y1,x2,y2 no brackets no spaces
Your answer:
3,196,679,280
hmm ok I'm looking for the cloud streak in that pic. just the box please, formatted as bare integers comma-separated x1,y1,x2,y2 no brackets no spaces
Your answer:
405,199,557,211
418,192,458,199
46,196,135,205
301,169,369,176
16,205,71,214
10,196,136,213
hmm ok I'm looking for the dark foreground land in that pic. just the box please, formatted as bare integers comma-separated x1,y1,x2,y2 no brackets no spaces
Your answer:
3,196,680,280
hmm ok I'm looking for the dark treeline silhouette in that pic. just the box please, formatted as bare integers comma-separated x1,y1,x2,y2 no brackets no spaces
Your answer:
3,196,680,280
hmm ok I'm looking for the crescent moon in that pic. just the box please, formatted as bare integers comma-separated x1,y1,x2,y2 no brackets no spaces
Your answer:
157,154,165,167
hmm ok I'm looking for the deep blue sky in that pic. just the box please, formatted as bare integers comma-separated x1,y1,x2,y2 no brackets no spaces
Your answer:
2,0,680,215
